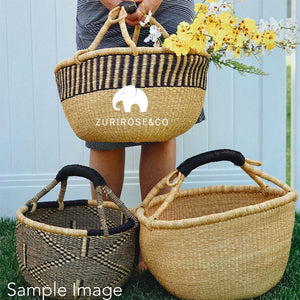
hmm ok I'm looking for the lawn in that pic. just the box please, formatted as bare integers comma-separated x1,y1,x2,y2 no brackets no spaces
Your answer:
0,213,299,300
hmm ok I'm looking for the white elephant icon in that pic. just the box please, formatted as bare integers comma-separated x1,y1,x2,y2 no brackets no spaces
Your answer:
112,85,148,113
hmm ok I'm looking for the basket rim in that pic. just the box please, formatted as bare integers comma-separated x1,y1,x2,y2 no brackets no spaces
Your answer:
54,47,210,73
16,200,137,237
136,184,297,230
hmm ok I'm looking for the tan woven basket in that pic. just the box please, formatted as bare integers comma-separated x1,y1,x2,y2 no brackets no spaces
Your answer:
54,5,210,143
136,149,298,300
16,165,139,299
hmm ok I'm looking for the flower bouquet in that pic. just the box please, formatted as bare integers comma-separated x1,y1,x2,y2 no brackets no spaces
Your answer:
140,0,299,75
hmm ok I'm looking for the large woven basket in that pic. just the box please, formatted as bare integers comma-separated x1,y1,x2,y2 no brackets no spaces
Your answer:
136,149,298,300
54,5,210,143
16,165,139,299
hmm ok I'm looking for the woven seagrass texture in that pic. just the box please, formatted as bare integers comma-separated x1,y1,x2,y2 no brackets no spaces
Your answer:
54,6,210,143
62,86,206,142
136,156,298,300
16,204,138,300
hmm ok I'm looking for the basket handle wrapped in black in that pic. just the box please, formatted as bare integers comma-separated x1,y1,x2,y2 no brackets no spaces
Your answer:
25,164,138,237
73,2,170,63
139,149,297,221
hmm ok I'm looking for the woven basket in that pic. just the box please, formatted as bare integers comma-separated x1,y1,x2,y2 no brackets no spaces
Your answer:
136,149,298,300
54,5,210,143
16,165,139,299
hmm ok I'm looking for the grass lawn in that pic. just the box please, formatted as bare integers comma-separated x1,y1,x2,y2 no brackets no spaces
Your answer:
0,214,299,300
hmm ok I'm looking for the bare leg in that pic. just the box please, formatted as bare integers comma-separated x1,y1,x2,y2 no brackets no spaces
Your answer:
89,148,125,200
140,139,176,199
138,138,176,270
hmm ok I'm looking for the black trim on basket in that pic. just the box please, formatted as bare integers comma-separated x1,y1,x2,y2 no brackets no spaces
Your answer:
89,58,94,92
26,200,137,236
136,54,144,88
73,63,77,97
78,62,83,96
87,218,136,236
177,149,245,177
68,65,72,99
56,164,106,187
96,56,101,91
26,200,89,211
101,56,108,91
161,55,169,86
152,54,159,87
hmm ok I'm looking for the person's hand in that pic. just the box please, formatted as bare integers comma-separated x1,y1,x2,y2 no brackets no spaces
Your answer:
100,0,121,10
125,0,163,26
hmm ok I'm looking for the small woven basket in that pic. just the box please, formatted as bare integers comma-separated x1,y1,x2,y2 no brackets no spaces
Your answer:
54,5,210,143
136,149,298,300
16,165,139,299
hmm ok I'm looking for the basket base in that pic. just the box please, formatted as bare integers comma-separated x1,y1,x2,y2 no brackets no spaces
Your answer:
62,87,205,142
139,196,295,300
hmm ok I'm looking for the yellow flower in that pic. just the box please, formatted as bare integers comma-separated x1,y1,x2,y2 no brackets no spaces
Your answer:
233,47,242,58
261,30,277,50
213,30,228,51
194,3,208,14
163,34,190,56
176,21,192,41
251,32,261,45
189,34,207,53
204,15,219,36
190,14,206,33
243,18,258,33
217,11,238,28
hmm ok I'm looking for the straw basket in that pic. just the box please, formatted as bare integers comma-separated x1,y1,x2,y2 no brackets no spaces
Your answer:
54,4,210,143
136,149,298,300
16,165,139,299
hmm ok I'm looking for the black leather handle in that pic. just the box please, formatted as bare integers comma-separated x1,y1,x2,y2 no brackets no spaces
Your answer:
177,149,245,177
56,165,106,188
119,1,138,14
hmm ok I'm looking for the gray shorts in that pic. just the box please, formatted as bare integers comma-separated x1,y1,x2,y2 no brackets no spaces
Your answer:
76,0,205,150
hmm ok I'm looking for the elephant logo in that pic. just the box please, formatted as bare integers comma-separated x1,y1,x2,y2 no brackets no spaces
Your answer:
112,85,148,113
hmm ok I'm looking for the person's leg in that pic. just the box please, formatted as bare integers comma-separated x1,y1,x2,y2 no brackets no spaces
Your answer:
138,138,176,270
140,139,176,200
89,148,125,200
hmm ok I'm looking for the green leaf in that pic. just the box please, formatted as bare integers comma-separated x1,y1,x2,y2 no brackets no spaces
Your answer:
211,54,268,76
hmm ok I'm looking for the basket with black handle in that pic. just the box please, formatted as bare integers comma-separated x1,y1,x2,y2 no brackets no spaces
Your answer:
136,149,298,300
54,2,209,143
16,165,139,299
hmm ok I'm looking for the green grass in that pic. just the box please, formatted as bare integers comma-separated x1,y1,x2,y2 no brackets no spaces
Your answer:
0,215,300,300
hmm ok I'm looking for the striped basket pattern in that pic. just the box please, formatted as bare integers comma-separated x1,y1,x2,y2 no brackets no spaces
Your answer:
55,53,209,102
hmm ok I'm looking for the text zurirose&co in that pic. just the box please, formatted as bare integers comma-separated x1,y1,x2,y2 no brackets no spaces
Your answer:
96,118,169,127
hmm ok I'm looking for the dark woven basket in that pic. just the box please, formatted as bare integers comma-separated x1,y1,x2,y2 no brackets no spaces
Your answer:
16,165,139,299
